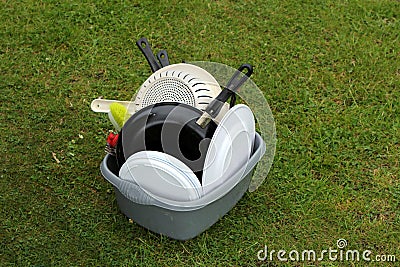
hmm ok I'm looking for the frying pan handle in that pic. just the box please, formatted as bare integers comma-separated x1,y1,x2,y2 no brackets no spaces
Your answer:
196,63,253,127
207,64,253,115
229,93,237,108
157,50,170,67
136,37,161,72
216,63,253,102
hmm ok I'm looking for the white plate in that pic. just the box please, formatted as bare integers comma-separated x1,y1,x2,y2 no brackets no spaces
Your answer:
119,151,202,202
202,104,255,195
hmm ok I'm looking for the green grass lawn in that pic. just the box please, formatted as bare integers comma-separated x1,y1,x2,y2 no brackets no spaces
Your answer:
1,0,399,266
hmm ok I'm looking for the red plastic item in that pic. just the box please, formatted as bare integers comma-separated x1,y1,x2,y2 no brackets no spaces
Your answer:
107,133,119,148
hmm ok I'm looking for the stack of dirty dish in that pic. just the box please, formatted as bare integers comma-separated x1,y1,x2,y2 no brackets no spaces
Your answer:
92,38,266,240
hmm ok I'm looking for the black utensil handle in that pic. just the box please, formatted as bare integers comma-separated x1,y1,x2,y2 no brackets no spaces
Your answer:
218,63,253,101
205,63,253,118
229,93,237,108
157,50,170,67
136,37,161,72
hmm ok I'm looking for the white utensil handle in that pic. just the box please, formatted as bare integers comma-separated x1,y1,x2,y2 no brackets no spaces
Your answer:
91,99,136,113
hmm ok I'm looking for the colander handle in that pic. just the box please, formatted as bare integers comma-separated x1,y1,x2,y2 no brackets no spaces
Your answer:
136,37,161,72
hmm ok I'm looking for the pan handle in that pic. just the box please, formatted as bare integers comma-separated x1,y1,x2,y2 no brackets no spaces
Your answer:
215,63,253,103
225,63,253,93
157,50,170,67
136,37,161,72
196,63,253,127
215,63,252,109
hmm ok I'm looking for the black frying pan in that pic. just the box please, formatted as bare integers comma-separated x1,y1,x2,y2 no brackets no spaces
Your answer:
116,64,253,182
116,102,216,181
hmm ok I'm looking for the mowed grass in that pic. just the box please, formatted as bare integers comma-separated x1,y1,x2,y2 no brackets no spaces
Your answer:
1,0,399,266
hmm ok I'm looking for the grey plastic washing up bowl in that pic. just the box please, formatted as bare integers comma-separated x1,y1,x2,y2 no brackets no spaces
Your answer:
100,132,266,240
